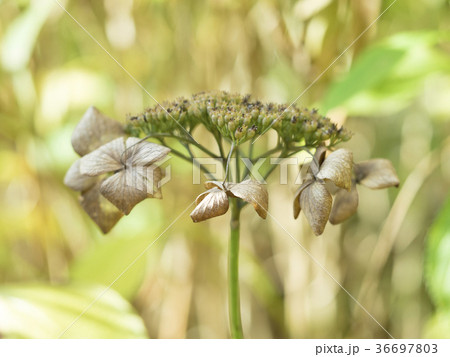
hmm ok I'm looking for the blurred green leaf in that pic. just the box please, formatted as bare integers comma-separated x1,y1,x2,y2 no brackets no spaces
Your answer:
70,236,150,300
425,194,450,308
1,0,53,72
423,310,450,338
322,46,404,111
0,283,148,338
322,31,450,114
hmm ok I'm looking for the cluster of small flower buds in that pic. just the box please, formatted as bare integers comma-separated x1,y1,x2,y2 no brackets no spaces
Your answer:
125,91,352,146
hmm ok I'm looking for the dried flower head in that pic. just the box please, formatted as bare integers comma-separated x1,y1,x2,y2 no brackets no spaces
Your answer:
190,179,268,222
126,91,352,147
329,159,399,224
293,148,353,235
79,137,170,215
65,107,170,233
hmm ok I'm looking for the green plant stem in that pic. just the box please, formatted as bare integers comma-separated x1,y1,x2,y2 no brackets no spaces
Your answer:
240,144,283,181
144,133,220,159
155,138,217,179
228,198,243,339
214,132,225,159
262,145,312,180
235,146,241,182
223,142,235,183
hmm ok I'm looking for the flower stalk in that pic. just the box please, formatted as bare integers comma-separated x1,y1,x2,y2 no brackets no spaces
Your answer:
228,197,243,339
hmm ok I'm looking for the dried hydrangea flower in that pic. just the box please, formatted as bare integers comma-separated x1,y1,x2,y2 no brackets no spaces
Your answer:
65,107,126,233
329,159,399,224
190,179,268,222
293,148,353,236
79,137,170,215
65,107,170,233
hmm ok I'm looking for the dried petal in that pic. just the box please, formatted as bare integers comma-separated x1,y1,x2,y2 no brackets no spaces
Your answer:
299,181,332,236
126,138,170,166
194,190,213,205
79,137,126,176
190,188,229,222
64,160,97,191
310,146,327,175
293,179,313,219
100,170,149,215
228,179,269,219
316,149,353,191
72,106,124,156
204,181,226,191
146,166,164,199
355,159,400,189
118,165,164,199
329,183,359,225
79,182,124,233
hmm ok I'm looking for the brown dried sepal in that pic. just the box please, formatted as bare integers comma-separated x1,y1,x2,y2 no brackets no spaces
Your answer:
316,149,353,191
190,188,229,222
329,182,359,225
355,159,400,189
71,106,125,156
79,181,124,234
228,179,268,219
299,181,332,236
190,179,269,222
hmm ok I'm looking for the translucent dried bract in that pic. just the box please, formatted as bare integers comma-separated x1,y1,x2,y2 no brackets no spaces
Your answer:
190,179,268,222
79,137,170,215
329,158,400,225
293,148,353,236
71,106,124,156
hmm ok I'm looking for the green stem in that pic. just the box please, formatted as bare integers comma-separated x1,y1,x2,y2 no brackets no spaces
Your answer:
262,145,312,180
235,146,241,182
228,198,243,339
223,142,235,184
214,131,225,159
144,133,220,159
240,144,283,181
156,138,217,180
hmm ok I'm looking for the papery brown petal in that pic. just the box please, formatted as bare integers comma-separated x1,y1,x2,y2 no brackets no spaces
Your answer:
79,182,124,234
329,183,359,225
228,179,269,219
64,160,97,191
125,138,170,166
79,137,126,176
144,166,163,199
190,188,229,222
316,148,353,191
119,165,164,199
310,146,327,175
300,181,332,236
99,170,148,215
204,181,226,191
355,159,400,189
293,179,314,219
72,106,124,156
194,189,214,205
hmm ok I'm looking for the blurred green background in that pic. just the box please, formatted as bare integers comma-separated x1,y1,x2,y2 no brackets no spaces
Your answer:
1,0,450,338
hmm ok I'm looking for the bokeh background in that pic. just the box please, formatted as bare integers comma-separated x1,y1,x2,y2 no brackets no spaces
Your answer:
1,0,450,338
